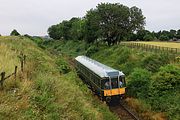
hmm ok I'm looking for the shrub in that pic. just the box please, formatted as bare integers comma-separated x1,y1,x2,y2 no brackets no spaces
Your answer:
141,53,170,72
151,64,180,94
143,34,154,41
116,47,131,64
56,58,71,74
119,61,139,76
86,45,99,57
159,35,169,41
10,29,20,36
146,64,180,119
127,68,151,98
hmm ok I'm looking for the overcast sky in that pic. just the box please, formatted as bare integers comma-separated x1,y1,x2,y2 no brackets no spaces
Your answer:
0,0,180,36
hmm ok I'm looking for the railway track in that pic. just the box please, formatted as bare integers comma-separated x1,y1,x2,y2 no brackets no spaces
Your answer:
67,57,139,120
109,101,139,120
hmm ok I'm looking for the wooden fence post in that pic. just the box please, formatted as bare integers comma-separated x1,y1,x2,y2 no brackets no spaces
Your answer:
23,55,26,70
21,58,24,72
175,48,178,54
14,66,17,81
0,72,5,89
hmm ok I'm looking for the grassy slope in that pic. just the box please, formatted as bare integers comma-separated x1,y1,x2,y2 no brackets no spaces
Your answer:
46,40,180,120
0,36,117,120
91,45,180,120
0,37,19,75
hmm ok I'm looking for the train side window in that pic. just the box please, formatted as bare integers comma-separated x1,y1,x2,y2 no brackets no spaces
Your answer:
119,76,126,87
122,77,126,87
93,76,96,83
98,78,101,86
111,78,118,89
104,81,110,90
94,76,96,84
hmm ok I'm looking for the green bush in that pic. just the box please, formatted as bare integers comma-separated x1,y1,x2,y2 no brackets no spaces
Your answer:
143,34,154,41
10,29,20,36
147,64,180,120
86,45,99,57
56,58,71,74
141,53,170,72
119,61,140,76
151,64,180,94
127,68,151,98
116,47,131,64
159,34,169,41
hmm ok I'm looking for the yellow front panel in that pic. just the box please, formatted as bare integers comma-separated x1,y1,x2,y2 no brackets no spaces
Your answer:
104,88,126,96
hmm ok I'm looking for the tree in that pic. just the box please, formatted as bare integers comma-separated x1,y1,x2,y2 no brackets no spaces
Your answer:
136,29,150,40
10,29,20,36
84,9,101,43
143,34,154,41
48,17,85,40
69,18,85,40
169,29,176,39
177,29,180,35
176,29,180,39
84,3,145,46
159,34,169,41
48,24,62,40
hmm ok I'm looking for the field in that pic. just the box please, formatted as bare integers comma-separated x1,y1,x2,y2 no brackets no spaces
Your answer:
130,41,180,48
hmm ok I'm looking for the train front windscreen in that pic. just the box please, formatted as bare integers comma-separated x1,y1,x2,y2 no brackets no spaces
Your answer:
103,77,125,89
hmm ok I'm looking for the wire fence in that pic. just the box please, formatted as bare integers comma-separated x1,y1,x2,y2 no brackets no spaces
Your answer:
121,42,180,54
120,42,180,63
0,52,26,90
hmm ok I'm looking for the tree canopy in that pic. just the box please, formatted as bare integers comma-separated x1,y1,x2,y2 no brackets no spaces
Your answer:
47,3,180,43
48,18,85,40
48,3,145,45
84,3,145,45
10,29,20,36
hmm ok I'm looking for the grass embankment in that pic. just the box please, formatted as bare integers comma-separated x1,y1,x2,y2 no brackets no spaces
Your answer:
45,40,180,120
0,36,117,120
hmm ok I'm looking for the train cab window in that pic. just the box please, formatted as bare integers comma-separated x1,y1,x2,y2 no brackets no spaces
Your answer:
111,78,118,89
119,76,126,87
104,78,118,89
104,81,110,90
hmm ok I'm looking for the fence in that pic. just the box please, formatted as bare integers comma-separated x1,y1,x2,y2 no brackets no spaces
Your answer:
0,52,26,90
121,42,180,55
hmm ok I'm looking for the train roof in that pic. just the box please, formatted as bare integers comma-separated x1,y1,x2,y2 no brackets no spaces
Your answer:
75,56,125,78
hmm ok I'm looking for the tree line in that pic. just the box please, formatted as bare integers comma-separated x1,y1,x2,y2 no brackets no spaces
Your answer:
48,3,180,46
48,3,145,46
129,29,180,41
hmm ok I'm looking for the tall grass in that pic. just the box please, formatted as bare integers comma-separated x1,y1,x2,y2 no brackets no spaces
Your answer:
0,38,19,75
46,40,179,120
0,36,117,120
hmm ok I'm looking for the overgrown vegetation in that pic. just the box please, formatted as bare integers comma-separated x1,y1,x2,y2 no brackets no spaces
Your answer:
0,36,118,120
44,39,180,120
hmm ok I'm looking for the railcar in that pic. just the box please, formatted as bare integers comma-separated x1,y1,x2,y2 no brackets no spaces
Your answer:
75,56,126,102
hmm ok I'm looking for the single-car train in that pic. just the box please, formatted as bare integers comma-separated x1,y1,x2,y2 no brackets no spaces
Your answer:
75,56,126,102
